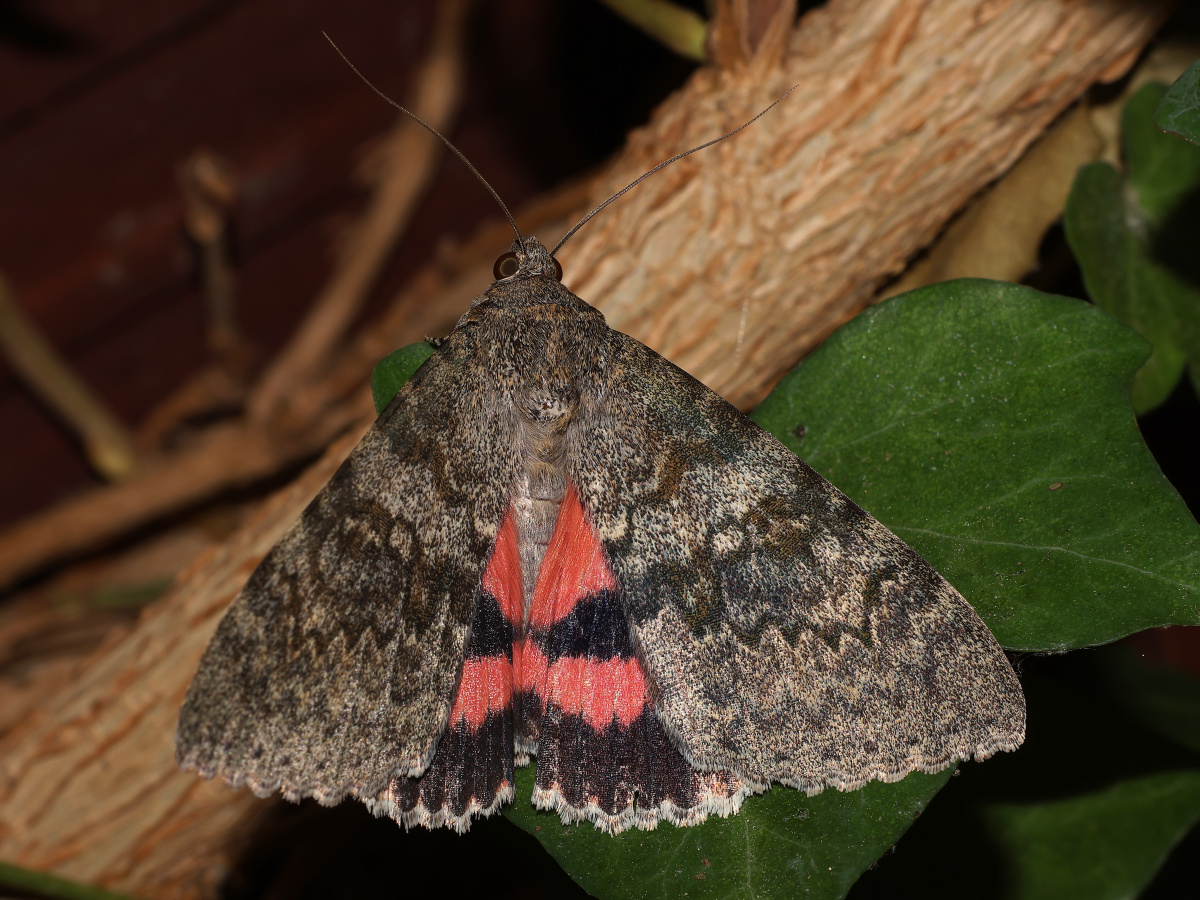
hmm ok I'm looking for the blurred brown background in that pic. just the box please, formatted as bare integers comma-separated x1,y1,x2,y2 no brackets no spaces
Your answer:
0,0,695,531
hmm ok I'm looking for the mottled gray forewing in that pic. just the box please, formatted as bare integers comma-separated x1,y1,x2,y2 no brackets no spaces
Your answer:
571,332,1025,792
177,344,520,805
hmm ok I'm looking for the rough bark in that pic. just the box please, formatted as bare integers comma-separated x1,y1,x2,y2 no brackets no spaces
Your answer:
0,430,364,898
561,0,1167,409
0,0,1171,896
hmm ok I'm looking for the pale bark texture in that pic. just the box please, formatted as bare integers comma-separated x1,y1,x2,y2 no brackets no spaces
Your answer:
0,0,1171,896
560,0,1166,409
0,430,365,898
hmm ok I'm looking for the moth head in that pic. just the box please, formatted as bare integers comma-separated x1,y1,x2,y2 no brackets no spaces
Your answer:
493,238,563,283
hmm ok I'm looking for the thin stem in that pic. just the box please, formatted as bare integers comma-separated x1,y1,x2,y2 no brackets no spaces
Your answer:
177,149,242,367
599,0,709,61
0,273,138,481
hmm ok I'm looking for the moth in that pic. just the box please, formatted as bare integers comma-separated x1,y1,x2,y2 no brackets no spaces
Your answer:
176,64,1025,835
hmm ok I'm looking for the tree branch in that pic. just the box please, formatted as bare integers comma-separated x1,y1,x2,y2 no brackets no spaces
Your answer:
561,0,1171,410
0,274,137,482
246,0,470,423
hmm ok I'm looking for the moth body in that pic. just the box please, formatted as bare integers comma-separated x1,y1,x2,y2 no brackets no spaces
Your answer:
177,237,1025,834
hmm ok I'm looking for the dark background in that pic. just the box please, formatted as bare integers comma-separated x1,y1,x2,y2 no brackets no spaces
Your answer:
0,0,698,530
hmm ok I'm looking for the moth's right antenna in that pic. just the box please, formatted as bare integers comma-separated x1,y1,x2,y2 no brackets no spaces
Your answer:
551,84,799,258
323,32,523,243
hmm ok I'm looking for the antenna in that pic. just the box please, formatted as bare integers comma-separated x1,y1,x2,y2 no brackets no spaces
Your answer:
551,84,799,258
323,32,523,243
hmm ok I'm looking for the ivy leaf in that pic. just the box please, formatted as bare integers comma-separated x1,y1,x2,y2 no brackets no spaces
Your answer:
752,279,1200,651
1064,162,1188,411
1064,83,1200,413
505,764,950,900
372,342,435,415
982,771,1200,899
1156,58,1200,146
1126,83,1200,220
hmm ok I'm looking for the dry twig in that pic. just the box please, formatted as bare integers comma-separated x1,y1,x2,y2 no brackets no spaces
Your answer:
178,149,241,367
138,151,247,451
0,401,368,591
0,274,138,482
247,0,470,424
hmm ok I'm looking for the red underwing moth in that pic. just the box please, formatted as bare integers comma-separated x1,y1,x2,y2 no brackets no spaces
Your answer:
176,54,1025,835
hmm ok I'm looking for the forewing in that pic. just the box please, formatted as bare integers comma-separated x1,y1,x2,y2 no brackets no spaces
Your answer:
177,342,521,805
571,332,1025,792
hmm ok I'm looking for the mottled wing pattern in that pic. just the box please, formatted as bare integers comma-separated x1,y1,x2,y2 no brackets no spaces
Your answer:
177,338,522,806
368,511,523,831
516,484,750,832
571,331,1026,793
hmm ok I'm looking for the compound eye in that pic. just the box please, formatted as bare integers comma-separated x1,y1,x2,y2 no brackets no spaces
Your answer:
493,251,519,280
552,257,563,282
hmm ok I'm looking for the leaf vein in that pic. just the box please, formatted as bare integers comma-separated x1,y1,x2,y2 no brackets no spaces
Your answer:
895,526,1200,593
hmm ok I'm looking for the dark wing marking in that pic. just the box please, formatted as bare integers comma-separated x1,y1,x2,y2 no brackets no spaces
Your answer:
367,509,523,832
519,484,750,832
176,337,522,806
570,331,1025,793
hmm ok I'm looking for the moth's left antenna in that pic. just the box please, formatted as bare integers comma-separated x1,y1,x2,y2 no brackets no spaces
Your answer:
323,32,523,243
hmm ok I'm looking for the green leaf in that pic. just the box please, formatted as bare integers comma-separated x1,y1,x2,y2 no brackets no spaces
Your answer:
1125,83,1200,221
377,286,1199,895
751,279,1200,651
504,764,950,900
982,771,1200,899
1064,83,1200,415
0,862,135,900
1064,161,1187,412
1156,58,1200,146
371,342,436,415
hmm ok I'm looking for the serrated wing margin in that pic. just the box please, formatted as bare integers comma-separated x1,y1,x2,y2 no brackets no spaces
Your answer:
177,338,521,805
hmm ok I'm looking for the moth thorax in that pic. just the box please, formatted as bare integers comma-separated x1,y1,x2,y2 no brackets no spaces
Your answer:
526,391,574,426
